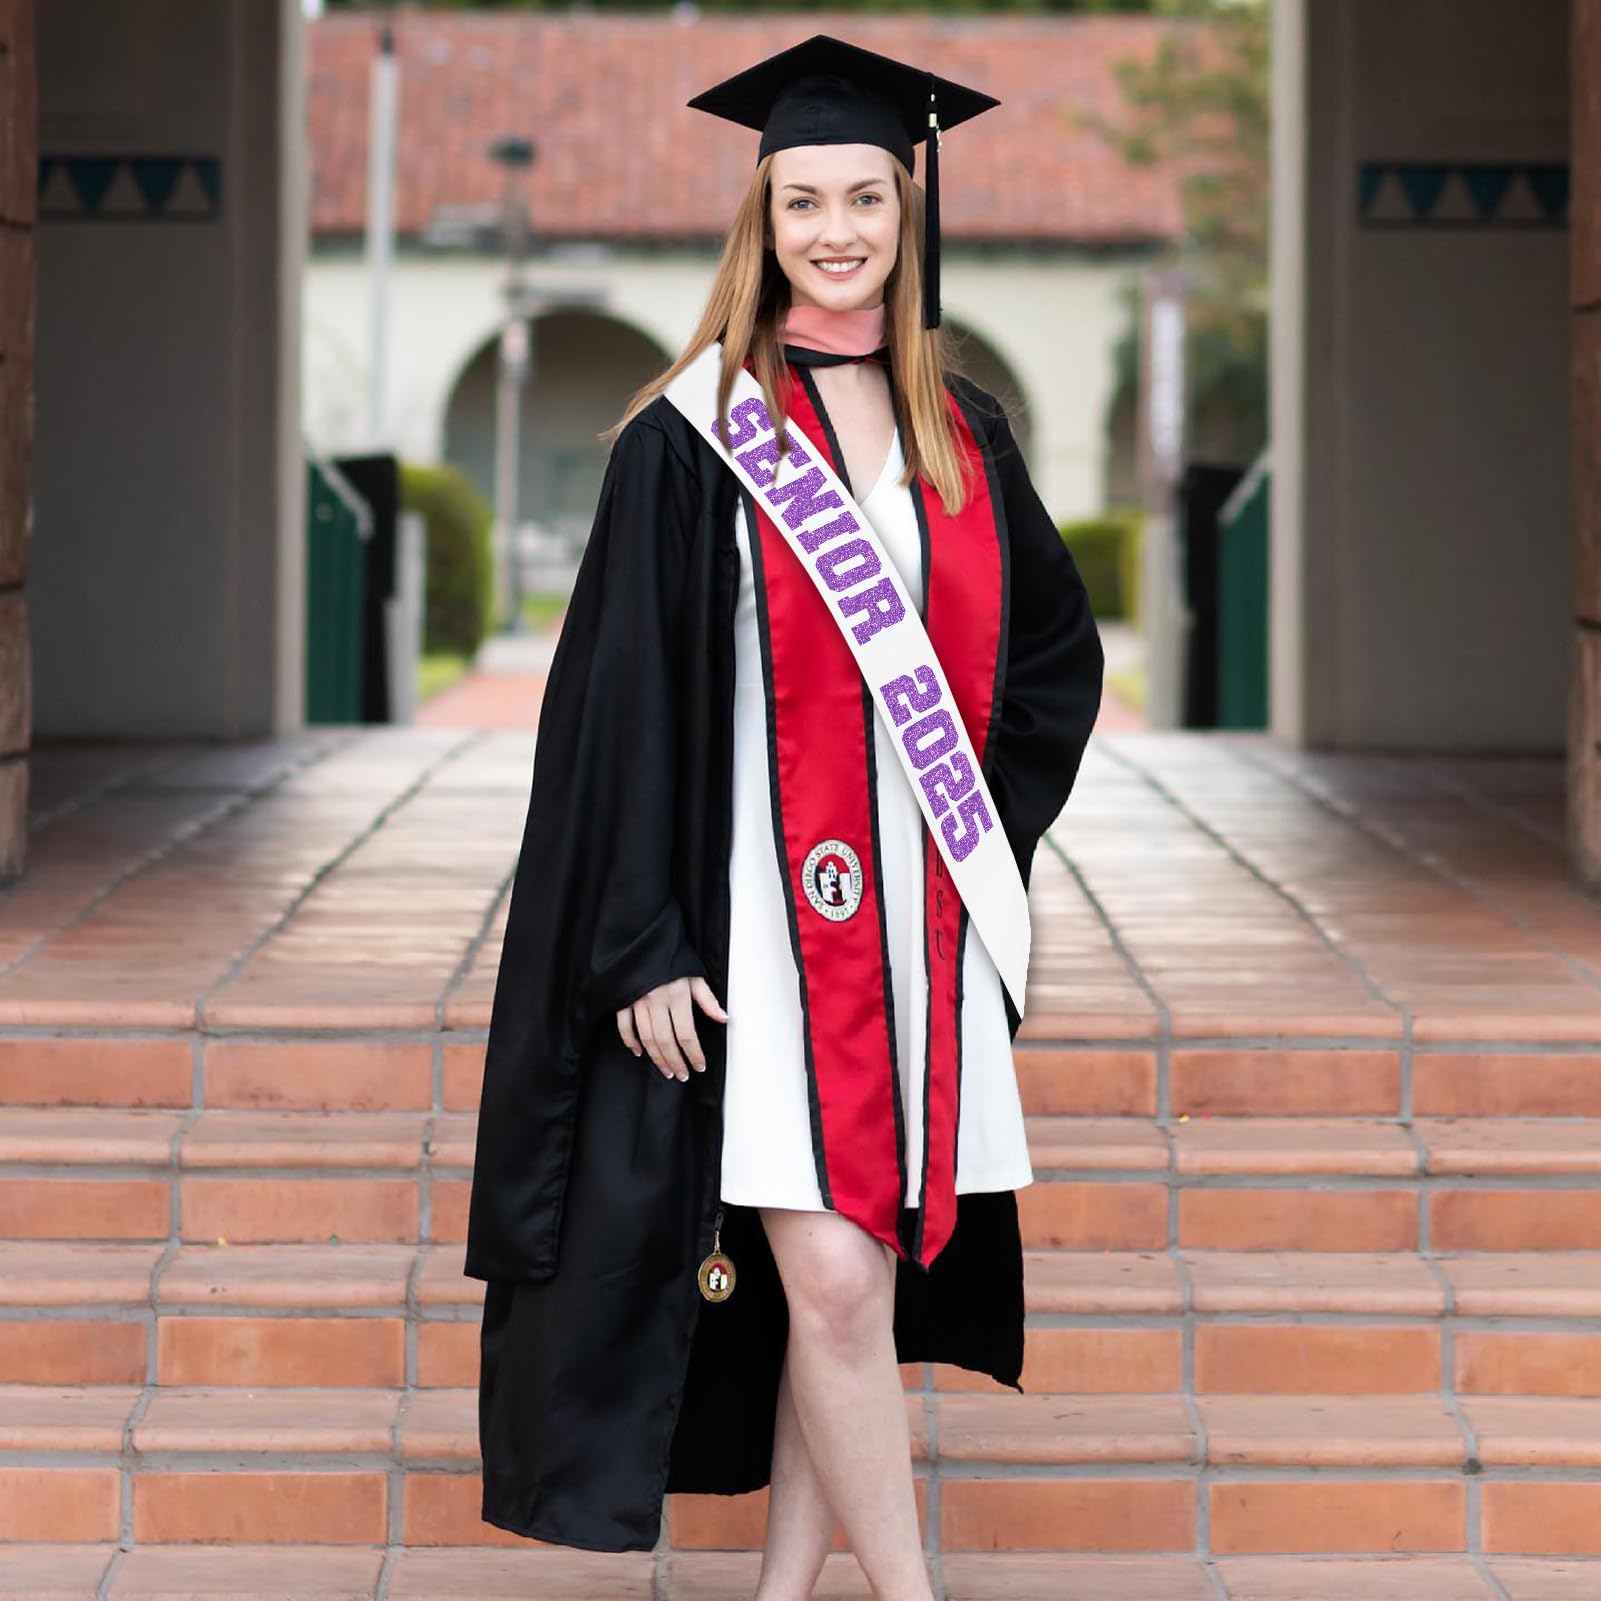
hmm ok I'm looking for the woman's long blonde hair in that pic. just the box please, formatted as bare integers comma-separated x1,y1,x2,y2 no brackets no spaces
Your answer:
609,153,974,514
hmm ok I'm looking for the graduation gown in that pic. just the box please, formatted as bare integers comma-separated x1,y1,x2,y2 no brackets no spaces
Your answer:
465,369,1105,1552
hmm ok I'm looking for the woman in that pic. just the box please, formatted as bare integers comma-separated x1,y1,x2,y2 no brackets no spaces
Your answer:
466,34,1104,1599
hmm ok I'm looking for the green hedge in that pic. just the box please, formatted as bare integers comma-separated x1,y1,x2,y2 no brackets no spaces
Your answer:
401,462,494,658
1060,510,1142,623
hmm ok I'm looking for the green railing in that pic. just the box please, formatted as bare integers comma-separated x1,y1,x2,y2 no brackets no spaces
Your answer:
305,457,373,725
1216,451,1270,730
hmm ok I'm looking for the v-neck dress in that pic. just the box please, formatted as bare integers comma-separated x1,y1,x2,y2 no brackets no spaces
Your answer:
718,427,1034,1214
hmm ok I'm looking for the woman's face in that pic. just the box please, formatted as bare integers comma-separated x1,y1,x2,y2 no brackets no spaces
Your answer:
768,143,901,312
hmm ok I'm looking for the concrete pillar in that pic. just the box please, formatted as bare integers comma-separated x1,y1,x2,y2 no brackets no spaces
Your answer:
1571,0,1601,881
1268,0,1308,745
0,0,34,882
1282,0,1570,754
31,0,303,739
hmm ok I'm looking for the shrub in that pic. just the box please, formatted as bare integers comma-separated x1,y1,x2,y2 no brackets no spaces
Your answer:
1060,510,1142,623
401,462,494,659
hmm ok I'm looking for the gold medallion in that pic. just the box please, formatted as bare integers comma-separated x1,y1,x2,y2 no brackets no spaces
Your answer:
697,1211,735,1302
697,1249,736,1302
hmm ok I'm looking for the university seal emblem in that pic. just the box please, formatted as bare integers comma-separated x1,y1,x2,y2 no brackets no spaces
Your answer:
802,839,863,922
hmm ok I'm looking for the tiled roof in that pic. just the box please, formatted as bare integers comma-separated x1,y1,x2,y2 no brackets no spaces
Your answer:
308,11,1184,245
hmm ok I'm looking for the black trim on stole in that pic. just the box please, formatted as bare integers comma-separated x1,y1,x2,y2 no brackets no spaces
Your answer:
949,389,1014,1163
793,364,910,1235
861,659,910,1242
953,910,970,1161
881,380,928,1260
954,387,1014,784
740,485,833,1209
907,472,938,1266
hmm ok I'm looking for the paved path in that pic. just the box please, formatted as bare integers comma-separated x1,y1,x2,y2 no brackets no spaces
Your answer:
0,729,1582,1037
417,619,1150,733
414,629,559,730
4,730,1601,1584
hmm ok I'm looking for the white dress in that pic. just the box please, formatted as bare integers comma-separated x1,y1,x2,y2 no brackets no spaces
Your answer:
718,427,1034,1213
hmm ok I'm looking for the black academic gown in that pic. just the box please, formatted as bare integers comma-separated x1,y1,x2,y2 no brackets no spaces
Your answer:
465,367,1105,1552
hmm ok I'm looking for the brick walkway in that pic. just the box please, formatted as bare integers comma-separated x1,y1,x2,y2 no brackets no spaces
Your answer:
414,619,1150,734
413,629,554,731
3,730,1601,1595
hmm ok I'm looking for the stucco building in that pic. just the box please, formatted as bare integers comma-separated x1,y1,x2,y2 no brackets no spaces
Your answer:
300,11,1185,538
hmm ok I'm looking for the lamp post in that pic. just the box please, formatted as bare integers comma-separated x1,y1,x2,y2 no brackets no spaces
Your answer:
1136,265,1189,728
365,2,399,446
489,135,536,634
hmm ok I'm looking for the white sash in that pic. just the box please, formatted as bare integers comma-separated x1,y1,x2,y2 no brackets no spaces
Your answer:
664,346,1030,1015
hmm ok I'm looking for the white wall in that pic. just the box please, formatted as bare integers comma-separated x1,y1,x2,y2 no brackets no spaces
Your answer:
1282,0,1571,750
32,0,302,738
303,246,1138,525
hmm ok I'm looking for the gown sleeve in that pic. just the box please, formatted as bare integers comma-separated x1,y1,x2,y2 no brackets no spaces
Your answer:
465,406,705,1284
984,405,1105,869
977,404,1105,1039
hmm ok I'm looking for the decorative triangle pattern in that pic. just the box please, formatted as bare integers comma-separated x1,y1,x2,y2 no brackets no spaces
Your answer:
1358,161,1569,229
1363,172,1413,225
37,162,82,217
1429,172,1480,225
165,165,217,219
1461,164,1514,221
97,165,147,217
1497,173,1545,226
130,157,184,214
36,155,223,221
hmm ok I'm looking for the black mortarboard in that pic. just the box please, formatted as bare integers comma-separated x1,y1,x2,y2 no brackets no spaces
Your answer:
687,34,1000,329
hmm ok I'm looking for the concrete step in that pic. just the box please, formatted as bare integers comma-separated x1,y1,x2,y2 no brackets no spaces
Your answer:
11,1110,1601,1252
5,1241,1601,1395
2,1098,1600,1561
63,1034,1601,1118
8,1034,1601,1122
14,1546,1592,1600
8,1386,1601,1559
0,1110,466,1247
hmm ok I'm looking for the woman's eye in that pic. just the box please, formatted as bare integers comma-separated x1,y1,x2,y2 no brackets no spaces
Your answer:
785,194,882,211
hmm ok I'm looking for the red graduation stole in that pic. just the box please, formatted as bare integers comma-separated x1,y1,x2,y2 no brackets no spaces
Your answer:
745,369,1005,1268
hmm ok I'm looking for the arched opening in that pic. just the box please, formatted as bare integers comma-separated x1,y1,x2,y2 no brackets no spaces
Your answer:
943,319,1033,463
442,310,672,579
1102,292,1141,511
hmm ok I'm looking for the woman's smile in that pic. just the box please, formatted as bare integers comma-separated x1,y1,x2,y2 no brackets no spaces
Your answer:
770,143,900,310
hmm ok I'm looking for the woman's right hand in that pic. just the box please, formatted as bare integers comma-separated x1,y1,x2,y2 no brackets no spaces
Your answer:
616,975,728,1081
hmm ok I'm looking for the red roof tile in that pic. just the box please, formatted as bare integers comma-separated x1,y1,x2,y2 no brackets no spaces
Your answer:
308,11,1184,245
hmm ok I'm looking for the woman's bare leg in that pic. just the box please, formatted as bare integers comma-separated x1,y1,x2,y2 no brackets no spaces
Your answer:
754,1346,836,1601
759,1208,933,1601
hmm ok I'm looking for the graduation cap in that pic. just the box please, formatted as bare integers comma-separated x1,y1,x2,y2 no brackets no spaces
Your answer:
687,34,1000,330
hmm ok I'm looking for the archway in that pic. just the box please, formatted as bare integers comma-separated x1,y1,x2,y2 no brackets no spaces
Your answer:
943,319,1033,463
442,310,671,568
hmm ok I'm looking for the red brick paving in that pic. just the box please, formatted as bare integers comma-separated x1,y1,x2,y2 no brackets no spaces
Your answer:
5,731,1601,1579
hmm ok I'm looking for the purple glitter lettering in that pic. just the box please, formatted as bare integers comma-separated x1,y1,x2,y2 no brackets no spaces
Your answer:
736,430,812,490
879,667,942,727
735,434,782,489
941,791,993,862
815,538,880,594
918,752,977,819
796,510,860,555
715,397,769,453
767,466,843,531
840,578,905,645
902,708,959,771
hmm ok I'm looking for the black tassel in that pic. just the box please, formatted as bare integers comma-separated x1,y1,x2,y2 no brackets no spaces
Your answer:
924,78,941,330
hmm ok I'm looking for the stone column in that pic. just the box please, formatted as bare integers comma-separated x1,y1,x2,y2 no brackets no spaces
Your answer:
0,0,33,884
1574,0,1601,884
